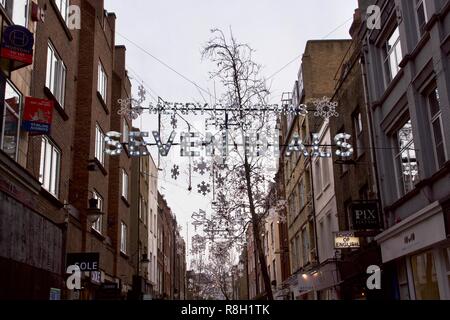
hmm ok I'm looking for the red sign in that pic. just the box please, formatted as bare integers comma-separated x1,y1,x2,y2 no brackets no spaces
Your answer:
22,97,54,134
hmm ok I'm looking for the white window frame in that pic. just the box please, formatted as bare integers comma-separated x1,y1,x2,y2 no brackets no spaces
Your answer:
1,80,22,161
384,26,403,83
95,124,105,166
54,0,69,22
1,0,29,27
39,136,61,197
120,221,127,254
97,61,108,103
415,0,428,37
121,169,129,200
46,42,66,108
92,190,103,233
394,120,419,196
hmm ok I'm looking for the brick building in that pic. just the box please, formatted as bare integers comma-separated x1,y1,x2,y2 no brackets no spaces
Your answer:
280,39,351,299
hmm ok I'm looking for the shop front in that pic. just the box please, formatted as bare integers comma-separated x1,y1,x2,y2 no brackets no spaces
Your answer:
376,201,450,300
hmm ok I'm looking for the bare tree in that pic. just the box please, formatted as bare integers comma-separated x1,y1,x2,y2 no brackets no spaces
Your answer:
201,28,277,300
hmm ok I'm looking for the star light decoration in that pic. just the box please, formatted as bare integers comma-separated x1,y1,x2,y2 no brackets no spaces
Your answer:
171,165,180,180
312,96,339,121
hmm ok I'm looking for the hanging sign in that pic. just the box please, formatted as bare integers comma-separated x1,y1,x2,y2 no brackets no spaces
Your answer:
22,97,54,134
351,202,380,230
0,25,34,65
334,232,360,249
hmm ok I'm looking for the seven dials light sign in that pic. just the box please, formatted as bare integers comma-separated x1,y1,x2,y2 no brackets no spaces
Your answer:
334,232,360,249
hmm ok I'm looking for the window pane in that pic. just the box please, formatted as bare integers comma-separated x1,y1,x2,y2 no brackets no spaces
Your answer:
432,120,446,168
12,0,28,26
2,108,19,159
411,251,440,300
50,147,59,196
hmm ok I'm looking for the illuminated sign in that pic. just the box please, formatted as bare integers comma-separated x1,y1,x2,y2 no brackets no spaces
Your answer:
334,232,360,249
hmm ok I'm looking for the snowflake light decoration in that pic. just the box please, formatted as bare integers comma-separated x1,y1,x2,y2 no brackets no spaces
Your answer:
171,165,180,180
312,96,339,121
193,157,209,175
197,181,211,196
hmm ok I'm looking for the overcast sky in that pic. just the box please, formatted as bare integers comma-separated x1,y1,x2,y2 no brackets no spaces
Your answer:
105,0,358,266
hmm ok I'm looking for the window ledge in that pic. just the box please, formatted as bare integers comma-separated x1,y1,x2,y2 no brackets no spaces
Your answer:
39,187,64,209
44,87,68,121
121,196,130,207
120,251,129,260
89,158,107,176
49,0,73,41
91,228,106,241
97,92,109,115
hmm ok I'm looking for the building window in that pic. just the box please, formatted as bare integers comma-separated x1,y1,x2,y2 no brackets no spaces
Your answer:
97,61,107,102
411,251,440,300
427,88,446,169
298,179,305,210
301,227,310,266
54,0,69,22
122,119,129,144
95,124,105,166
46,43,66,108
322,156,330,189
415,0,428,37
384,26,403,82
39,136,61,197
353,111,364,158
120,221,127,254
1,80,22,160
397,259,410,300
394,120,419,195
92,190,103,233
1,0,29,27
121,169,128,200
314,160,322,196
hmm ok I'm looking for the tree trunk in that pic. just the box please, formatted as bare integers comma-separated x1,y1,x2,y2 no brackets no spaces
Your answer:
244,160,273,300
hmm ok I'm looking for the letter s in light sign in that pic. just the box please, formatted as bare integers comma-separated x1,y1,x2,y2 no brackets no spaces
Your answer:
105,131,123,156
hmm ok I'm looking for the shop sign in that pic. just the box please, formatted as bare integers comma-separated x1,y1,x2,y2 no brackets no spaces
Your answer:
91,271,102,285
351,202,380,230
22,97,54,134
334,232,360,249
0,25,34,65
66,252,99,271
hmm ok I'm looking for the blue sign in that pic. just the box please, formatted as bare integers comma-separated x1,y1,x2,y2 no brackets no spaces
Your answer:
1,25,34,64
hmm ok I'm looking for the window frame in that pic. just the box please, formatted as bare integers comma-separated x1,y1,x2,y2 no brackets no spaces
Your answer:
92,190,104,234
426,87,447,169
383,25,403,84
120,221,127,254
54,0,69,23
39,136,61,198
393,119,419,196
1,0,29,27
121,168,129,200
97,61,108,103
353,111,364,158
95,124,105,166
415,0,428,37
1,80,22,161
46,42,66,108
